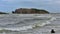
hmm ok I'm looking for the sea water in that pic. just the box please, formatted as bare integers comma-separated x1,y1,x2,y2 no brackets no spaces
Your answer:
0,14,59,34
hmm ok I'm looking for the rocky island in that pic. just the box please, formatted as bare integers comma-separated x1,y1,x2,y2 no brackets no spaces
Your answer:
12,8,49,14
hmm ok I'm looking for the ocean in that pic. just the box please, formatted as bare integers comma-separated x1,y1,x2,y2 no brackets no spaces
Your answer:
0,14,59,34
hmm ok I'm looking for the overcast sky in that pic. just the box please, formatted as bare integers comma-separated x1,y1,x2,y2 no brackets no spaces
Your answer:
0,0,60,13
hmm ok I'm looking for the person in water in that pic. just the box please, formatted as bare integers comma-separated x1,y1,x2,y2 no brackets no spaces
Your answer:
51,29,55,33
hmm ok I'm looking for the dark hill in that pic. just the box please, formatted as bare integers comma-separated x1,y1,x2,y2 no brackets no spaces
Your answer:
0,12,8,14
12,8,49,14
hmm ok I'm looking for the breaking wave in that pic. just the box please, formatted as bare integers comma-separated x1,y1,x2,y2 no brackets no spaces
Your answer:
0,25,33,31
0,14,56,32
0,17,56,32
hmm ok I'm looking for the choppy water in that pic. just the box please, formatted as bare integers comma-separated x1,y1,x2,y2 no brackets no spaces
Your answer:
0,14,59,34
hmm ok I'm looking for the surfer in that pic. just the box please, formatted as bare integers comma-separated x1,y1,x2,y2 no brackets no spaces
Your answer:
51,29,55,33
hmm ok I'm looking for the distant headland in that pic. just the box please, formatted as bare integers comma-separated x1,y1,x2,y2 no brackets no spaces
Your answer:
0,12,8,14
0,8,49,14
12,8,49,14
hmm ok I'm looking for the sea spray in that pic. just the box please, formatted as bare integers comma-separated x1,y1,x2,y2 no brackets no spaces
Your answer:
50,17,56,21
32,21,51,29
0,21,51,32
0,25,33,31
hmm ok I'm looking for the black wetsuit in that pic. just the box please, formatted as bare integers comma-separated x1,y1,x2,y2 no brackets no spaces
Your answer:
51,29,55,33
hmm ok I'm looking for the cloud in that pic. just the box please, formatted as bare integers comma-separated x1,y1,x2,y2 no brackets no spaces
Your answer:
54,0,60,4
1,0,33,2
2,0,13,1
1,0,59,5
0,0,60,13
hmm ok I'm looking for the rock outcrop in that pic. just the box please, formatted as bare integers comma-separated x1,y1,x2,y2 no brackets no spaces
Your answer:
0,12,8,14
12,8,49,14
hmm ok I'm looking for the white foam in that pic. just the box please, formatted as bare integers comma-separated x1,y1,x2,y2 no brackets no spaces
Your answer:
40,21,51,26
0,25,33,31
32,21,51,28
0,21,51,31
46,21,50,24
50,17,56,21
2,32,6,34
